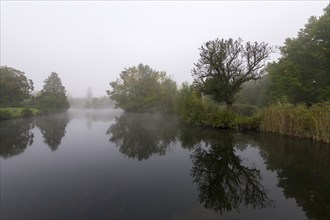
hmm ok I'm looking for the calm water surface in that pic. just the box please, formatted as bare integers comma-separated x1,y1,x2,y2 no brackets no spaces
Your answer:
1,109,329,220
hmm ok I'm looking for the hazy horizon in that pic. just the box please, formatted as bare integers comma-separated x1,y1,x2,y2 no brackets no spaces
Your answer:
1,1,328,97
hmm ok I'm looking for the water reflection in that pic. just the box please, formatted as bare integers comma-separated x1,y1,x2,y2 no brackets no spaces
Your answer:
69,109,122,129
186,129,273,213
1,111,329,219
255,134,330,220
107,112,178,160
35,113,70,151
0,118,34,158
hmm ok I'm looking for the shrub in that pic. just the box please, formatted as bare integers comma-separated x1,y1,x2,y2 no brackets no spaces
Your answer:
232,104,260,116
175,84,262,130
21,108,34,117
0,109,12,120
233,114,261,130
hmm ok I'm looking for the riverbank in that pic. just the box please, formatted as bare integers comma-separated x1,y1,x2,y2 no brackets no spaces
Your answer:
261,102,330,144
0,107,39,120
176,90,330,144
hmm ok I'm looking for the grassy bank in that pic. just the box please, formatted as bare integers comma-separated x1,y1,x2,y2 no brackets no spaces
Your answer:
0,107,39,120
175,86,329,143
261,102,330,143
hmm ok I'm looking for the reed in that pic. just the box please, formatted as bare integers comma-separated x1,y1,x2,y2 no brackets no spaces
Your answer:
261,102,330,143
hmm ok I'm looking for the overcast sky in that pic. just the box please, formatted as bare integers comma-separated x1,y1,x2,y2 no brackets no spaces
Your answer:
1,1,328,97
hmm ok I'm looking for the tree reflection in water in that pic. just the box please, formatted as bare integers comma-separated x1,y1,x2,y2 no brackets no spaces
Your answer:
107,112,178,161
186,129,274,213
255,134,330,220
35,113,70,151
0,118,34,158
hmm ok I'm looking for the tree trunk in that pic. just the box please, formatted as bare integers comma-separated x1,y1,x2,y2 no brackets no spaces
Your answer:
226,101,233,111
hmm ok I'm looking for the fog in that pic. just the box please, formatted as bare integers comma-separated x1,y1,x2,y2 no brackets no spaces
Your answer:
1,1,328,97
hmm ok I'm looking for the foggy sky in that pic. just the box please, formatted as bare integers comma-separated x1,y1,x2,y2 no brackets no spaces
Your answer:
1,1,328,97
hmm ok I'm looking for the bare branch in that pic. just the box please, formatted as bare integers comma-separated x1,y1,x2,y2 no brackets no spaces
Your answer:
192,38,272,107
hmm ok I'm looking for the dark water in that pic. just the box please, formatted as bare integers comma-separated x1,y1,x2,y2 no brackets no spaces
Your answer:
0,109,329,220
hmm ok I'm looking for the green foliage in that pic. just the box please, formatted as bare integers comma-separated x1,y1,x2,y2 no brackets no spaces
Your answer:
0,109,11,120
231,103,261,116
37,94,69,111
0,66,34,106
37,72,69,111
232,114,261,130
21,108,33,117
192,38,272,108
175,83,204,124
235,75,270,107
175,83,260,129
107,64,177,113
267,5,330,104
0,107,39,120
261,101,330,143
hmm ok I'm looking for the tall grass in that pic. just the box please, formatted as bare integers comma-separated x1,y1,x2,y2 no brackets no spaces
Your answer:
261,102,330,143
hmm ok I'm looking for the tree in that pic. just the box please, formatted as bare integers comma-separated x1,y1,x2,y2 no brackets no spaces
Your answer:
192,38,272,109
86,87,93,101
107,64,177,112
235,75,271,107
37,72,69,110
0,66,34,106
267,5,330,104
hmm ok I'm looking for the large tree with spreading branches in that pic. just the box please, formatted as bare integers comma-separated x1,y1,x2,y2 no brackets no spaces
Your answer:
192,38,273,109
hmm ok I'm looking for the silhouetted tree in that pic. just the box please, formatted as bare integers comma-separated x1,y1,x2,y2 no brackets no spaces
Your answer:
192,38,272,109
37,72,69,111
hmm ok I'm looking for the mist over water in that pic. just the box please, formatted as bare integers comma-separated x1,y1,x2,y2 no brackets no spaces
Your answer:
1,109,329,219
1,2,329,219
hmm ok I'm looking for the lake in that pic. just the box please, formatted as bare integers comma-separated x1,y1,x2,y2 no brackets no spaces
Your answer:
1,109,329,220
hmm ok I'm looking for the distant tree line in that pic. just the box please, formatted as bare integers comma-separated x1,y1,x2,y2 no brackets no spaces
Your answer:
68,96,115,109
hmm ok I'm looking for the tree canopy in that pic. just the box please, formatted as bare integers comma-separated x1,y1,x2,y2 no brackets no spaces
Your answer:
0,66,34,106
267,5,330,104
107,64,177,113
37,72,69,110
192,38,272,109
